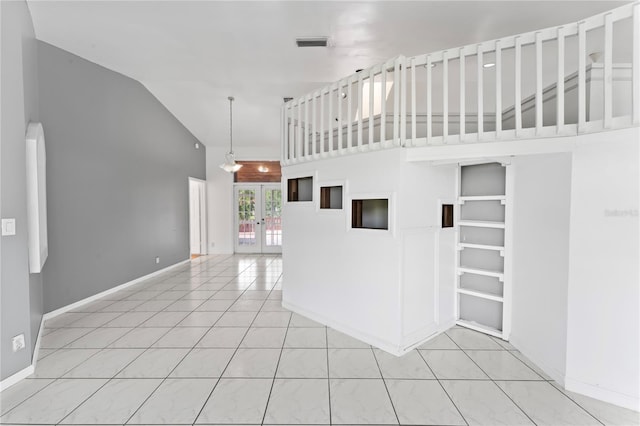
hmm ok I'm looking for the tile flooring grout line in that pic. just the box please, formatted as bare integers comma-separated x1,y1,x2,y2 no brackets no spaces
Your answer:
260,306,292,425
370,347,401,425
415,341,470,426
448,334,538,426
191,262,279,426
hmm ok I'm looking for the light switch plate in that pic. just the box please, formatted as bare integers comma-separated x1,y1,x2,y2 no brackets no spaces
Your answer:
2,218,16,236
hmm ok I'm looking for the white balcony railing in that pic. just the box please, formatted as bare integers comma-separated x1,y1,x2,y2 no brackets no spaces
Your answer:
281,2,640,165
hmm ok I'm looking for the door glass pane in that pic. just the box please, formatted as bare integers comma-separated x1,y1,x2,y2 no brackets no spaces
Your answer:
264,189,282,246
237,189,256,246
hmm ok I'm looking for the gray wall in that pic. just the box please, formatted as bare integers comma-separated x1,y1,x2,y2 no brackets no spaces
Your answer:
0,0,44,381
38,42,206,312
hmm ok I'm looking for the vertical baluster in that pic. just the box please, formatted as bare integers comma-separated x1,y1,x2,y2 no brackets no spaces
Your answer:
347,77,353,149
604,13,613,128
328,86,334,154
557,27,565,133
460,49,466,141
298,101,302,159
634,3,640,124
578,22,586,131
477,45,484,138
400,56,407,146
427,55,433,143
381,64,387,145
535,32,543,134
312,93,317,156
357,71,363,149
515,37,522,135
393,58,400,146
338,82,343,153
443,53,449,141
411,57,417,145
281,106,286,163
304,96,309,157
369,69,375,146
320,90,325,155
495,41,502,138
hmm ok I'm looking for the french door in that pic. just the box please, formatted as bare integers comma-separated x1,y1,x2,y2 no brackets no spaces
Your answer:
235,184,282,254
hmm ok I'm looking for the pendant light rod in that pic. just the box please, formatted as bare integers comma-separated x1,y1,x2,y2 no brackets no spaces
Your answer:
228,96,234,153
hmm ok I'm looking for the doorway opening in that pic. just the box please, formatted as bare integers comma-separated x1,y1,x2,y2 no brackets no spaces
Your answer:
189,177,207,257
235,184,282,254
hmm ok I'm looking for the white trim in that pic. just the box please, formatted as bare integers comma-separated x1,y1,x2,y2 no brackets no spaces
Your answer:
283,299,406,356
0,365,34,392
564,376,640,412
43,259,190,320
30,317,45,372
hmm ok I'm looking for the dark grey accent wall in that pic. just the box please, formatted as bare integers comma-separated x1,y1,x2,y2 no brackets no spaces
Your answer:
0,0,43,380
38,42,206,313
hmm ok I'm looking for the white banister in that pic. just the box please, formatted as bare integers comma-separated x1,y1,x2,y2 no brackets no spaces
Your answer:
393,58,400,146
381,64,387,146
357,71,363,149
578,22,586,132
410,58,417,146
443,53,449,140
400,56,407,146
347,77,353,150
427,55,433,143
281,4,636,164
556,27,565,133
320,90,325,155
495,41,502,138
515,36,522,135
337,82,343,154
460,49,465,141
634,3,640,125
604,13,613,128
535,32,543,135
477,45,484,138
369,68,375,146
311,92,317,156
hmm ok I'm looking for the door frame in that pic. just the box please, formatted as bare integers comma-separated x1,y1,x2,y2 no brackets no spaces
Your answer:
233,183,282,254
188,177,207,256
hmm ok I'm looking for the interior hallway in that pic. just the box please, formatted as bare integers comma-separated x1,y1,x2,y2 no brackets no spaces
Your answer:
1,255,637,426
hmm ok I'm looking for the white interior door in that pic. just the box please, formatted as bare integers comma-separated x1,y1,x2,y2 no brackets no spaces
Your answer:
235,184,282,254
189,177,207,255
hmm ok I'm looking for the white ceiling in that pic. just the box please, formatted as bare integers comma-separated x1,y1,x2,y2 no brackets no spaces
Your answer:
27,1,628,154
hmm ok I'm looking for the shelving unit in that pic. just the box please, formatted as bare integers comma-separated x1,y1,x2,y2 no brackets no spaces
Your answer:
456,162,510,340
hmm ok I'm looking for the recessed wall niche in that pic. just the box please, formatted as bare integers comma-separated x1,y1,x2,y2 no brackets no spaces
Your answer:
287,176,313,202
320,186,343,209
352,198,389,230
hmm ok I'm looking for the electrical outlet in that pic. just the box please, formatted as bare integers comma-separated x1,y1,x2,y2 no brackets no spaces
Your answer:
210,242,215,248
155,257,160,264
12,334,25,352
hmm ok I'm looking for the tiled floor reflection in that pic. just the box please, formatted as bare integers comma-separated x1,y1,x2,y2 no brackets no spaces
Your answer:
1,254,638,425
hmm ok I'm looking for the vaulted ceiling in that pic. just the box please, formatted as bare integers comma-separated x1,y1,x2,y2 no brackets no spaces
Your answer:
27,1,628,154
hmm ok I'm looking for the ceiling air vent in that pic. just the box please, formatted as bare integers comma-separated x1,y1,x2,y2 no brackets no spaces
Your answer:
283,97,294,103
296,37,328,48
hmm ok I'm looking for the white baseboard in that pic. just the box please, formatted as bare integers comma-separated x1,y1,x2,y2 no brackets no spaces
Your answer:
564,376,640,412
0,365,35,392
43,259,190,320
508,335,566,385
1,259,190,393
282,299,404,356
400,317,457,353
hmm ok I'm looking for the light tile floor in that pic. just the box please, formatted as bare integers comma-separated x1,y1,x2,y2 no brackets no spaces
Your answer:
1,254,638,426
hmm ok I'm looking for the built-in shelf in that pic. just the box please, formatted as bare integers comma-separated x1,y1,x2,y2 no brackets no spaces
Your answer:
458,243,505,252
458,266,504,280
459,195,506,203
457,288,504,303
456,319,503,338
458,220,505,229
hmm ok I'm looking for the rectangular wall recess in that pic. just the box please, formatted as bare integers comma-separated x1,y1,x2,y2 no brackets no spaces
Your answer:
287,176,313,202
320,186,343,209
442,204,454,228
352,199,389,230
